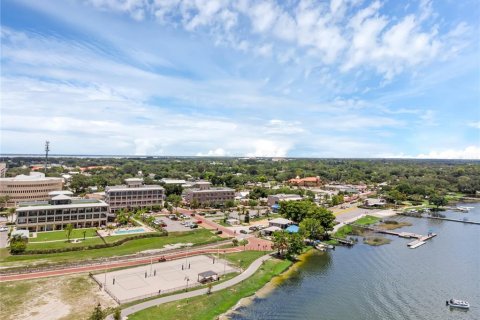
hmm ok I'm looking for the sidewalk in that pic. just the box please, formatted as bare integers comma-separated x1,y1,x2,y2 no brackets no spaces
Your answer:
107,253,272,319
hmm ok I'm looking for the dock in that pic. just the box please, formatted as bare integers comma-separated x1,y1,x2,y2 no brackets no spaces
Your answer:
349,224,437,249
426,216,480,225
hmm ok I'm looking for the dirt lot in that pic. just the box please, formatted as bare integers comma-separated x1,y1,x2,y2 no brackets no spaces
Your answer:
0,274,116,320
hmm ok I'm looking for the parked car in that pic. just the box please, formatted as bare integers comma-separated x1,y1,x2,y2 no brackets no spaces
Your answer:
240,229,248,234
248,226,258,231
0,227,8,232
215,230,223,234
169,215,178,220
190,224,198,229
196,220,202,224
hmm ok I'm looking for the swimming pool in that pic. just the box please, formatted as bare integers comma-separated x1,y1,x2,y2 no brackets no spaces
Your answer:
113,228,145,235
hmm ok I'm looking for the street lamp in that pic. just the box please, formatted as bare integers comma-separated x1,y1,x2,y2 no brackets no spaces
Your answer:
185,276,190,291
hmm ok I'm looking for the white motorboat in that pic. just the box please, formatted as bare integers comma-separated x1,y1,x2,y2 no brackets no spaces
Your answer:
446,299,470,309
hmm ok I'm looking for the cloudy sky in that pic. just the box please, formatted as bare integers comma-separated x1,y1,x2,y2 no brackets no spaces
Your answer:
1,0,479,158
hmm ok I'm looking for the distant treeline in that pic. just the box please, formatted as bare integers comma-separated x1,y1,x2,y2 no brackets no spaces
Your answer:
3,157,479,199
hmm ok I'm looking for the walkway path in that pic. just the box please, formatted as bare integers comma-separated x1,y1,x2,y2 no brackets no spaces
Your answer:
107,254,272,320
0,243,243,282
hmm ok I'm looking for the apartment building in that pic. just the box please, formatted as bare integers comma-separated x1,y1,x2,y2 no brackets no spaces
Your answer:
184,181,234,206
105,178,165,213
0,172,64,207
267,194,303,207
16,193,108,232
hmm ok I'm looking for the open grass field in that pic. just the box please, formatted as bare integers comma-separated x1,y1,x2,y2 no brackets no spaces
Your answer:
29,228,99,242
0,229,222,267
355,215,381,225
128,258,292,320
223,250,268,270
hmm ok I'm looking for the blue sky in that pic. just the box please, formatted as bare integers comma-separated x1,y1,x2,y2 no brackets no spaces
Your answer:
1,0,479,158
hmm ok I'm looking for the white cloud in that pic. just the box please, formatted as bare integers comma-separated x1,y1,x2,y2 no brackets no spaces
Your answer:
468,121,480,129
416,146,480,159
196,148,228,157
246,140,291,157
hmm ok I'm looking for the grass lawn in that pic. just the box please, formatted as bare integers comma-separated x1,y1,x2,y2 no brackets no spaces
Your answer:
355,215,381,226
128,258,292,320
222,250,268,270
29,228,99,242
0,229,221,267
333,225,353,238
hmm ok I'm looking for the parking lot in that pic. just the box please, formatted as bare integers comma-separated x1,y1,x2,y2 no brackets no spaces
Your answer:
94,255,237,303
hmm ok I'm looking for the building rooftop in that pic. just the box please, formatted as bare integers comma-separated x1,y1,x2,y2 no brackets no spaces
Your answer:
160,179,187,184
269,217,293,225
106,184,164,192
0,172,63,182
49,190,74,197
17,199,108,211
187,187,234,193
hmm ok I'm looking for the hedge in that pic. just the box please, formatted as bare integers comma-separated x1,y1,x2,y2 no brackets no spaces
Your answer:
12,231,168,255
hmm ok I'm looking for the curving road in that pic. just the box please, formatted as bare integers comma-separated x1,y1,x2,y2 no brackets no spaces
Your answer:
106,253,273,320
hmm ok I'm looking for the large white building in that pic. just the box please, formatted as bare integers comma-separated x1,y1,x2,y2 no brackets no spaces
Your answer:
16,194,108,232
0,172,64,207
184,181,235,207
105,178,165,213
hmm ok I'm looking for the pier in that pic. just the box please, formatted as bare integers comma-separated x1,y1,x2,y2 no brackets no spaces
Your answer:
349,224,437,249
426,216,480,225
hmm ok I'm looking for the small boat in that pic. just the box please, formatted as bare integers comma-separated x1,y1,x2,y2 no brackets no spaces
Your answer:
446,299,470,309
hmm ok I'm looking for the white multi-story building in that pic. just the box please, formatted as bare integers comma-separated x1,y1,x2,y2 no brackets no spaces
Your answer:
105,178,165,213
16,193,108,232
184,181,234,206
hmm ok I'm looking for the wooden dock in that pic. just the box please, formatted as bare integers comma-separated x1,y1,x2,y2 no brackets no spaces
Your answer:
426,216,480,225
349,224,437,249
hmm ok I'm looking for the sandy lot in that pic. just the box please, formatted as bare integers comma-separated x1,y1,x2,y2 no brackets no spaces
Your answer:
0,274,116,320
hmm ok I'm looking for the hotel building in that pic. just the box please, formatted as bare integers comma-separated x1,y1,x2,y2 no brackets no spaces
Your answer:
105,178,165,213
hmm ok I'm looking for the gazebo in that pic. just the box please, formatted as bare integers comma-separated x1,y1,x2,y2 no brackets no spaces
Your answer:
198,270,218,283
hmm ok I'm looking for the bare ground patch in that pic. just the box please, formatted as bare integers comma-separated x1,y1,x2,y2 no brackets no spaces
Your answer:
0,274,116,320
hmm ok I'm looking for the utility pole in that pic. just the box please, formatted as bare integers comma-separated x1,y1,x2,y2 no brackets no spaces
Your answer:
44,141,50,174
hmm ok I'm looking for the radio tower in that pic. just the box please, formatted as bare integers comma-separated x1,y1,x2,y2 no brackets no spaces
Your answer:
44,141,50,174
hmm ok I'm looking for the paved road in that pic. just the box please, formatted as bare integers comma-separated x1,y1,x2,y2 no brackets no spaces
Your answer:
0,231,8,249
178,208,272,251
107,254,273,320
0,244,243,282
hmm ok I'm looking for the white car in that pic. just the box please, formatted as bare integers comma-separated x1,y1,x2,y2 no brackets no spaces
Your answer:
0,227,8,232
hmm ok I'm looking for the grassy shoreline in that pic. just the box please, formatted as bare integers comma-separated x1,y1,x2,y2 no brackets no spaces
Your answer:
127,255,295,320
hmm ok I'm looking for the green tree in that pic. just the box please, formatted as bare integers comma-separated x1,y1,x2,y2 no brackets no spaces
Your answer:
232,238,239,246
65,223,74,242
164,184,183,196
272,230,289,256
299,218,325,240
279,201,335,231
9,234,27,254
167,194,182,213
286,233,305,259
113,308,121,320
88,303,105,320
239,239,248,250
70,174,91,194
429,194,447,209
7,207,15,223
244,211,250,224
0,195,10,209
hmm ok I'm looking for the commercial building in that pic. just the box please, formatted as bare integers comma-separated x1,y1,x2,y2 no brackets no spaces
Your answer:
288,176,322,187
268,217,294,229
267,194,303,207
0,172,64,207
184,181,234,206
364,198,386,207
16,194,108,232
105,178,165,213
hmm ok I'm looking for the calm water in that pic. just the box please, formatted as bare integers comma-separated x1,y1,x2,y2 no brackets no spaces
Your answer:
233,203,480,320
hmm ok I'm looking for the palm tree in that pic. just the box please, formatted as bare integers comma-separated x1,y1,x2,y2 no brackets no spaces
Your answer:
65,223,74,242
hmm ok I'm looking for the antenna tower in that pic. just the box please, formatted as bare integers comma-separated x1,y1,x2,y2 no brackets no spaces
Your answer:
45,141,50,174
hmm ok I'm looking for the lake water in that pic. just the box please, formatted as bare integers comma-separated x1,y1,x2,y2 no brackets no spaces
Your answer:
232,203,480,320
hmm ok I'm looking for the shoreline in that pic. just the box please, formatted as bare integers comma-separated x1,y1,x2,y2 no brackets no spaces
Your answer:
219,248,316,320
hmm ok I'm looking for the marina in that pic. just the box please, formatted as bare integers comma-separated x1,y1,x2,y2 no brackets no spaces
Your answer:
233,203,479,320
